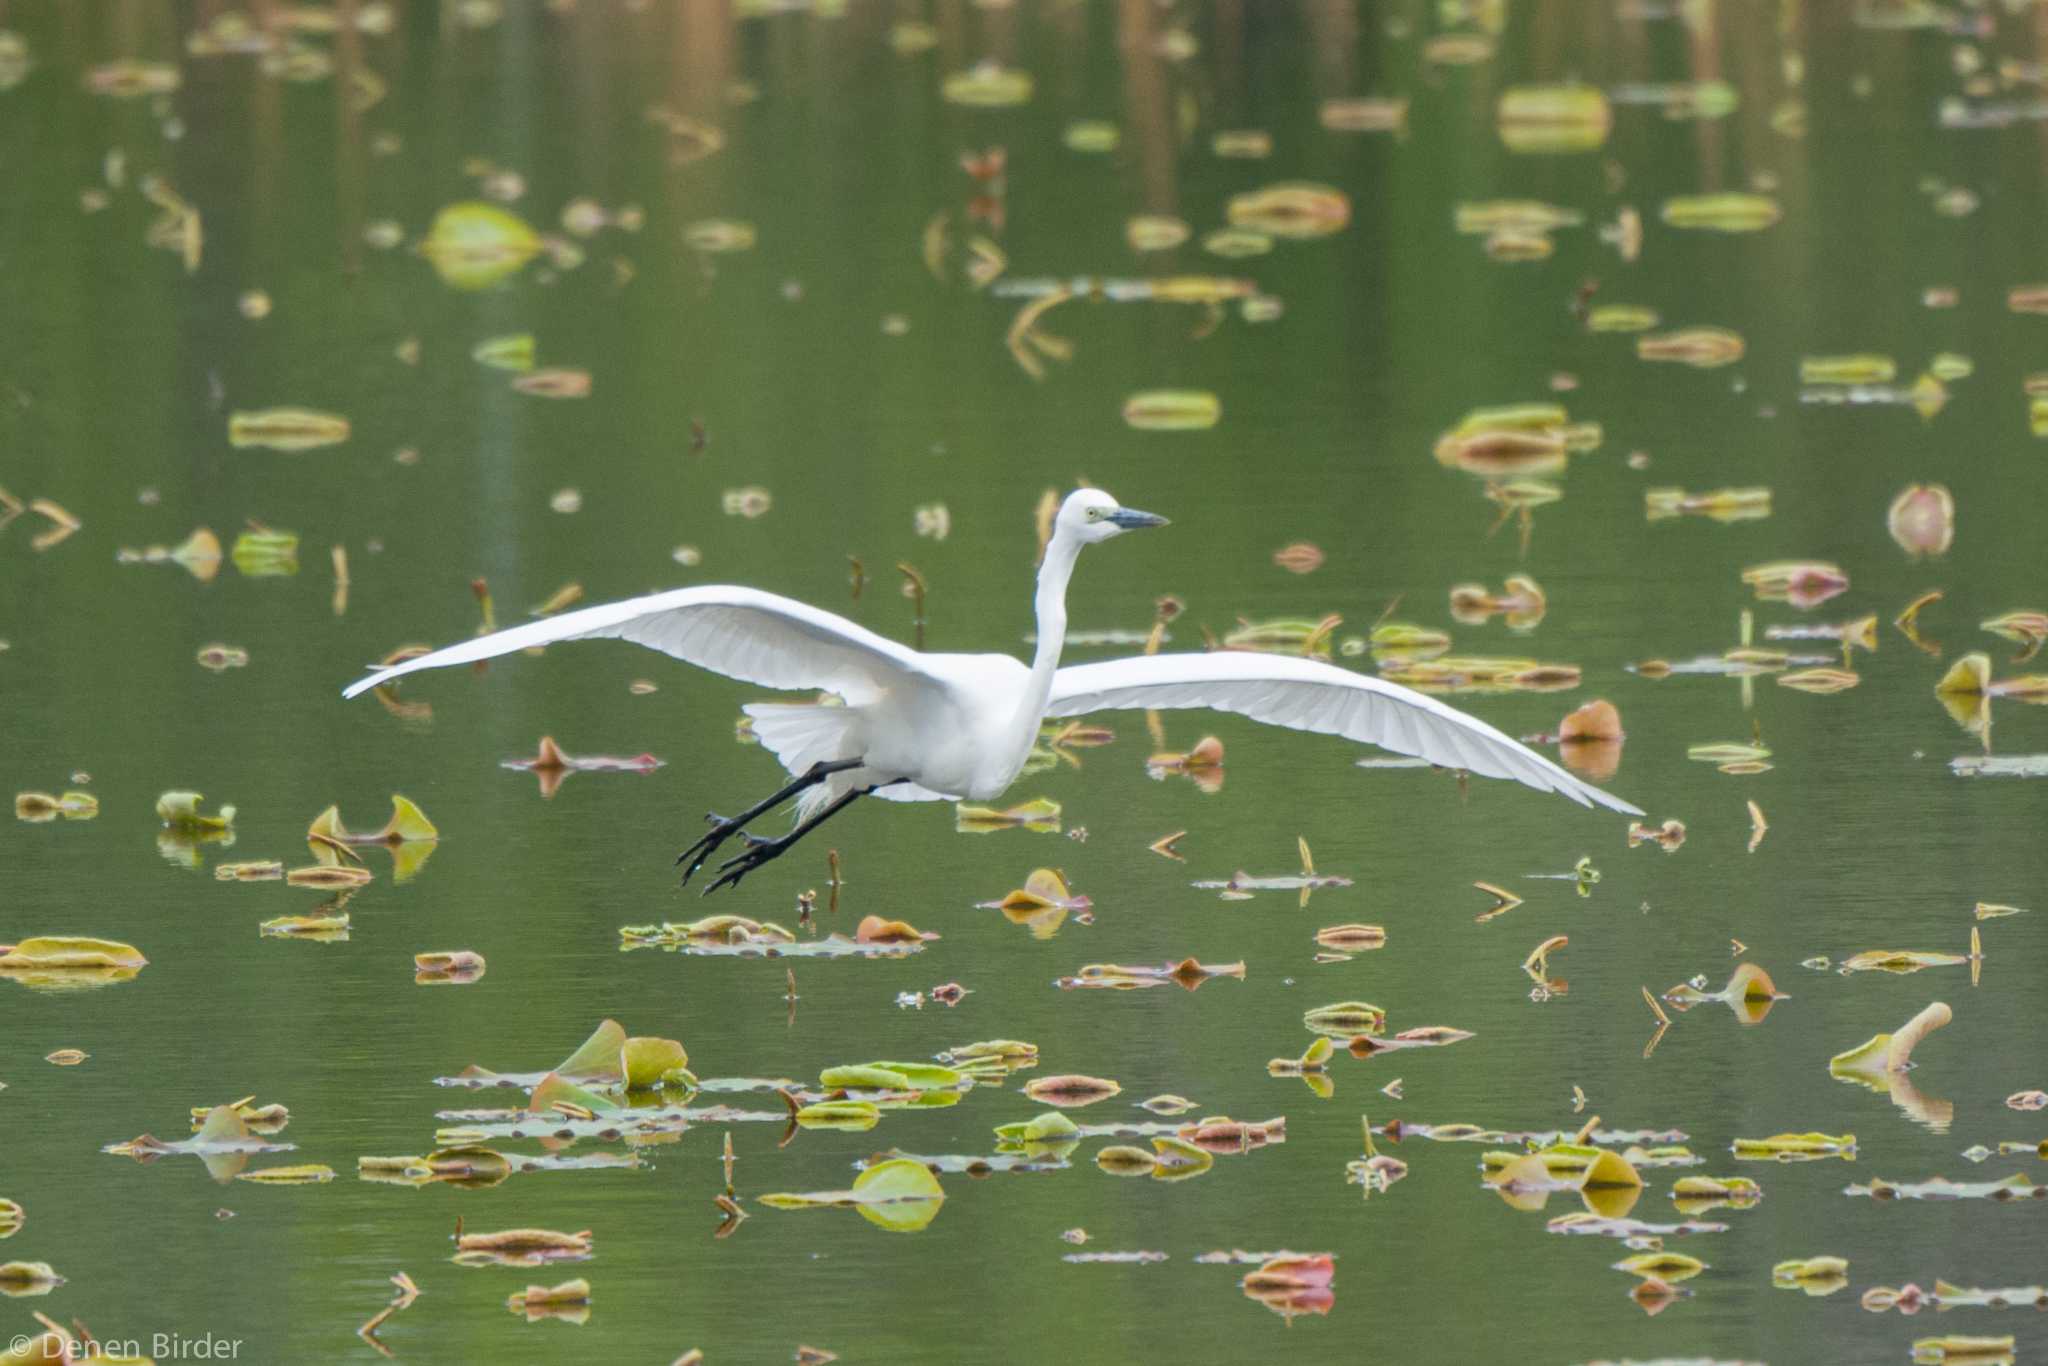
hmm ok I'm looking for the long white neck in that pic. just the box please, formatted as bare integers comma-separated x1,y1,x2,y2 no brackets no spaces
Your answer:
1014,528,1081,733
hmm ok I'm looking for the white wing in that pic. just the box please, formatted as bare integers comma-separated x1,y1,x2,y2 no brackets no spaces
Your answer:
342,585,938,701
1047,652,1642,815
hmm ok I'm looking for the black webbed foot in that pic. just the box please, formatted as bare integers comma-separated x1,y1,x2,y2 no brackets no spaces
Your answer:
702,836,792,896
677,811,749,886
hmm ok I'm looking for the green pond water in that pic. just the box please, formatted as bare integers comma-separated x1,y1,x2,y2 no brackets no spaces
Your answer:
4,2,2048,1363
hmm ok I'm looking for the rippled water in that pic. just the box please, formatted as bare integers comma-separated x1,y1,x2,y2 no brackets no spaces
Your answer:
5,4,2048,1364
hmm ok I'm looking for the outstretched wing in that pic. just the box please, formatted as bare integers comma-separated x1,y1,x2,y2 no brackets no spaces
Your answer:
342,585,937,701
1047,652,1641,814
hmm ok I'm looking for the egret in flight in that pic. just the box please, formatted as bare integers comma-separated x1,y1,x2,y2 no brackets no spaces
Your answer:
344,489,1640,893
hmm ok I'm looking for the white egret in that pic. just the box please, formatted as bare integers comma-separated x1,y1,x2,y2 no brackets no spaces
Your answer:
344,488,1640,893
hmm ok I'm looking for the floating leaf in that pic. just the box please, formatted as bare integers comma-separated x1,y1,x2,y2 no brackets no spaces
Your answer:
1022,1075,1121,1107
236,1163,335,1185
941,63,1031,108
1225,183,1350,240
758,1157,946,1233
157,791,235,831
453,1226,592,1268
1830,1001,1952,1075
261,911,351,938
1773,1255,1849,1295
955,798,1061,833
1497,85,1611,153
228,408,350,452
1732,1132,1856,1161
0,1263,61,1297
1661,192,1782,232
471,333,536,371
420,201,543,289
1121,390,1220,432
1638,327,1746,368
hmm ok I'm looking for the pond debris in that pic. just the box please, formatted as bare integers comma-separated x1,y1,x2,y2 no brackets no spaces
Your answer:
1273,543,1324,574
1021,1075,1121,1108
1866,1282,2048,1314
1909,1336,2015,1365
0,937,147,992
157,790,234,832
1526,855,1601,897
1637,326,1745,368
13,791,97,822
1497,84,1611,153
976,869,1092,925
1433,402,1598,480
419,201,542,290
1889,484,1956,557
230,525,299,577
1145,735,1224,791
511,368,592,399
1772,1256,1849,1295
453,1223,593,1269
1240,1253,1334,1320
1313,923,1387,962
1672,1176,1763,1215
416,951,486,986
1896,589,1946,656
236,1163,334,1185
505,1277,589,1325
261,909,352,939
228,408,349,452
1831,1002,1954,1082
1122,391,1220,432
1488,1140,1644,1218
1980,610,2048,663
1056,959,1245,992
1849,1174,2047,1203
1662,962,1784,1025
1732,1132,1856,1162
308,796,437,851
1627,820,1686,853
104,1102,296,1182
955,798,1061,834
1645,486,1772,523
503,737,664,798
1193,837,1350,906
1836,928,1982,979
1474,882,1524,922
1449,574,1546,629
759,1157,945,1233
1349,1026,1474,1059
0,1263,62,1297
115,525,222,581
1660,192,1782,232
1148,831,1187,861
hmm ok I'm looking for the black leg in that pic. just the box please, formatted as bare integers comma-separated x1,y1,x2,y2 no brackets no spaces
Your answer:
702,781,894,896
677,758,864,887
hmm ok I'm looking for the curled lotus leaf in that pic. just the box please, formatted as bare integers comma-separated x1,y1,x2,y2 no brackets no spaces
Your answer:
1830,1002,1951,1075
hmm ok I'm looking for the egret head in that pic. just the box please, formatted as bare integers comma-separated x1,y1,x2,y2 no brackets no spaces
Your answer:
1059,488,1169,545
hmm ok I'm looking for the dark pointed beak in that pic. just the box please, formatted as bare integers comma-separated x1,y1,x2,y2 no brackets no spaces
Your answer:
1108,508,1169,530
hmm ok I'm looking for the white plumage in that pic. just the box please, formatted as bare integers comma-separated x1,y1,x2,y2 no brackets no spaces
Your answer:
344,489,1638,890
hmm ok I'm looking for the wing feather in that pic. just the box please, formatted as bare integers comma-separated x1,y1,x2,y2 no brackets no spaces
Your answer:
1047,652,1641,815
342,586,934,700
